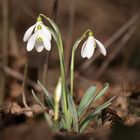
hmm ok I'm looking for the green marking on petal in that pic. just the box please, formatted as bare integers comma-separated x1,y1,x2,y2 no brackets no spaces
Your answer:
94,44,96,48
37,37,43,43
37,25,42,30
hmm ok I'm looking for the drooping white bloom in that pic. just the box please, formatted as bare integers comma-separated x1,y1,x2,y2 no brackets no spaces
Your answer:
81,34,106,59
23,17,52,52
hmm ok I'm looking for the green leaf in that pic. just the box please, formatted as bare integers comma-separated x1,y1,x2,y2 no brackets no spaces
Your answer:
79,96,115,132
38,81,54,110
31,89,46,109
44,112,53,128
78,85,96,117
94,83,109,101
59,117,66,129
67,108,73,131
79,114,98,133
31,90,53,128
67,94,79,132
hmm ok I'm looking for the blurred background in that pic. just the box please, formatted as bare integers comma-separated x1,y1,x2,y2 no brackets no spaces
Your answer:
0,0,140,105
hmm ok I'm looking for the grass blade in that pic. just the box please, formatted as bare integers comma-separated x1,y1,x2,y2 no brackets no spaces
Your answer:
67,94,79,132
78,85,96,117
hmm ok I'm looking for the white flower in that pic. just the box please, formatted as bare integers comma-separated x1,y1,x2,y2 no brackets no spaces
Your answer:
81,35,106,59
23,19,52,52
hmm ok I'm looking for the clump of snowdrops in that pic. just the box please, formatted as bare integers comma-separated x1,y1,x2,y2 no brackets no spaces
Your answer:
23,14,115,132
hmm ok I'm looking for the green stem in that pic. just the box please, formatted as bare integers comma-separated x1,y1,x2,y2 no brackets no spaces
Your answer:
39,14,67,116
70,30,91,96
70,48,75,97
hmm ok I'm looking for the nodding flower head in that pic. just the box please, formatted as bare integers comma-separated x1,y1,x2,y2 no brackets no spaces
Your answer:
23,16,52,52
81,31,106,59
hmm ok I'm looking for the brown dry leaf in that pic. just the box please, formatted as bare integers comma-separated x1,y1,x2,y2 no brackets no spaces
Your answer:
124,114,140,126
32,104,43,114
10,102,22,115
23,110,33,117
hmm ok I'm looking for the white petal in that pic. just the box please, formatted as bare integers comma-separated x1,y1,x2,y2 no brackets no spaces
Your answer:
26,33,36,51
23,24,36,42
36,29,43,37
85,36,95,59
35,44,44,52
41,25,52,40
36,30,51,51
95,39,106,56
43,38,51,51
81,40,87,58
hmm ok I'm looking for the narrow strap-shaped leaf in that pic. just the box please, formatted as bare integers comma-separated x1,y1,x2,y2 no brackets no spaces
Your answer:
59,117,66,130
67,94,79,132
38,81,54,109
79,96,115,132
44,112,53,128
79,113,98,133
94,83,109,101
78,85,96,117
31,89,46,109
31,90,53,128
66,109,73,131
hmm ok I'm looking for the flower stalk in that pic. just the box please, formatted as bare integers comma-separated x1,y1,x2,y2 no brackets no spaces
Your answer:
70,30,91,96
39,14,68,116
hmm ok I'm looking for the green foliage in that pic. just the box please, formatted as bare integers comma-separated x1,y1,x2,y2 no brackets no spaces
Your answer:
33,82,114,132
78,85,96,117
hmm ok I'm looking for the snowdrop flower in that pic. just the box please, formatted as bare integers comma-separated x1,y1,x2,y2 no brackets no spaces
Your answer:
81,32,106,59
23,17,52,52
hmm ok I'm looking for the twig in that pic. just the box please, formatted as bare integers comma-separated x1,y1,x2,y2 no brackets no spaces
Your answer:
0,64,41,91
79,12,140,72
95,25,138,79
